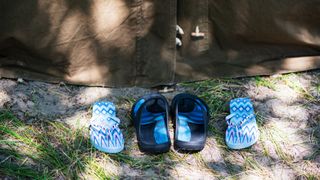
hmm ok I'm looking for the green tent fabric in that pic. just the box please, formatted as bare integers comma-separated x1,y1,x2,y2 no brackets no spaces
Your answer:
0,0,320,87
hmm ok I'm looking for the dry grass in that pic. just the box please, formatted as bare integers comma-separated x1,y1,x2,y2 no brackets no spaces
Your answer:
0,71,319,179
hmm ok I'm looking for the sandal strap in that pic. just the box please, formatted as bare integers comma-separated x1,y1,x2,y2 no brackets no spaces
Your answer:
90,114,120,131
140,113,165,125
226,113,254,127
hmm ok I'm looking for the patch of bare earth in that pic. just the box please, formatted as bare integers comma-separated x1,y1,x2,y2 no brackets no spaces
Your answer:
0,70,319,179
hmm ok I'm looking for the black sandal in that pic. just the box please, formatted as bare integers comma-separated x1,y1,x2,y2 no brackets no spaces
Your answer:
131,94,171,154
171,93,209,151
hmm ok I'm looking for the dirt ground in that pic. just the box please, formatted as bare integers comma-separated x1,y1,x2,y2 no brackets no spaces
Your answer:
0,70,319,179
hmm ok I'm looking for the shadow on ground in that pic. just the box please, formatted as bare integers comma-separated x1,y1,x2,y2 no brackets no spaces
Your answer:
0,70,319,179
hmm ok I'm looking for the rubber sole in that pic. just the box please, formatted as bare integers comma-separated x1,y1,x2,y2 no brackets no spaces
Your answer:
138,142,170,154
92,142,124,154
174,140,205,152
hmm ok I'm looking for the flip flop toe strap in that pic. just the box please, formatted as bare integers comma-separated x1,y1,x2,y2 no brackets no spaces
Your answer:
90,115,120,131
226,113,254,127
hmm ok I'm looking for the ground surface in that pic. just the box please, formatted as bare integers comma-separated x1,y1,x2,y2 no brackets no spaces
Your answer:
0,71,319,179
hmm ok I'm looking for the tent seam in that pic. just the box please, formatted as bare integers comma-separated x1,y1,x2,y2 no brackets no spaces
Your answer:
134,0,143,86
171,0,177,84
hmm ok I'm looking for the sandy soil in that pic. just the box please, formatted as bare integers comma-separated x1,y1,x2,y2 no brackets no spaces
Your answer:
0,71,319,179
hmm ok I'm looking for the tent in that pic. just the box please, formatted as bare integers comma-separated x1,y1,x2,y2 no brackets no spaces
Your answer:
1,0,320,87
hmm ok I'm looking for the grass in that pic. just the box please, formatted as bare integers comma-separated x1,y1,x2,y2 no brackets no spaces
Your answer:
0,110,177,179
316,84,320,94
279,73,318,102
180,74,320,179
0,110,119,179
242,156,269,176
254,76,276,90
253,73,319,102
1,71,320,179
259,125,293,162
182,79,238,118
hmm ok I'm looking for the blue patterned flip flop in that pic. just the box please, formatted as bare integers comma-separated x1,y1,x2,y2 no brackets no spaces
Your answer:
90,101,124,153
225,98,259,149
